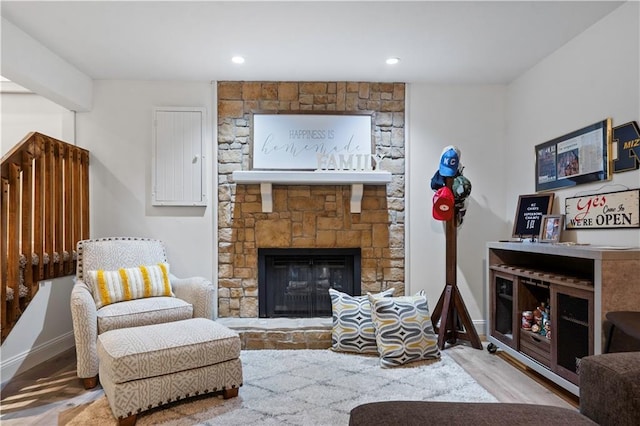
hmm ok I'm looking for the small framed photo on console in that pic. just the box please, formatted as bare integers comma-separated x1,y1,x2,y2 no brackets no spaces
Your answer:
539,214,564,243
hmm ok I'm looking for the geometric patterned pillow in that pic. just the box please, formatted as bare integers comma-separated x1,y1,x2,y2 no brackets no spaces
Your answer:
329,288,395,354
85,263,173,309
368,292,440,367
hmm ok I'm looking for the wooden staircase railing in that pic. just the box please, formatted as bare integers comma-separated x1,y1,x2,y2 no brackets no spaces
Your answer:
1,132,89,343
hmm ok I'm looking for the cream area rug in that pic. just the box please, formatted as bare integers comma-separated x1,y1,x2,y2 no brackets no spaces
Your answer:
62,349,498,425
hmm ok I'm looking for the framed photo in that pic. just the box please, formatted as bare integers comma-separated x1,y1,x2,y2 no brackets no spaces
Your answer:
512,193,554,239
539,214,564,243
535,118,612,192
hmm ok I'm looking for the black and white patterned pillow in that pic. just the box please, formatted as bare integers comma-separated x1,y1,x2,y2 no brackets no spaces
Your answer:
368,291,440,367
329,288,395,354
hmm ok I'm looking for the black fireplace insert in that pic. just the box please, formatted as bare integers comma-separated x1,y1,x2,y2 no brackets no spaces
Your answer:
258,248,361,317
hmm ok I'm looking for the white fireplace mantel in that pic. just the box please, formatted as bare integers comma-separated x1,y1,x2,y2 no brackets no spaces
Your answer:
232,170,392,213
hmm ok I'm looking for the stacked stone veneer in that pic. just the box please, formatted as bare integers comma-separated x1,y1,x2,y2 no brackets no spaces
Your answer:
217,81,405,317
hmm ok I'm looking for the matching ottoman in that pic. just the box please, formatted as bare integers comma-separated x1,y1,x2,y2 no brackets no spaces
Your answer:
97,318,243,425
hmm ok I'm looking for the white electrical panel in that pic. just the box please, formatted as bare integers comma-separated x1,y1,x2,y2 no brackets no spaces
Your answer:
152,107,207,206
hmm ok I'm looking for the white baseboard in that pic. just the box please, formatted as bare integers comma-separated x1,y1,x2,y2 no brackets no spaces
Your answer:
1,331,75,385
474,320,487,340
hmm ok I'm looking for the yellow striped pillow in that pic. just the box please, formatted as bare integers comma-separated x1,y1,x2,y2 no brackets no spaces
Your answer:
86,263,173,309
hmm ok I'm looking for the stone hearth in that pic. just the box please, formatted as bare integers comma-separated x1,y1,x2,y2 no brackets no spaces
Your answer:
217,317,332,350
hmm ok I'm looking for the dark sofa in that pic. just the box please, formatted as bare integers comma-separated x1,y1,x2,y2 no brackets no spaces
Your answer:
350,401,596,425
350,350,640,426
579,351,640,425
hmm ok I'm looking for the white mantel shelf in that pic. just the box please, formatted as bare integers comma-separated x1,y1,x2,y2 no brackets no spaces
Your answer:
232,170,392,185
232,170,392,213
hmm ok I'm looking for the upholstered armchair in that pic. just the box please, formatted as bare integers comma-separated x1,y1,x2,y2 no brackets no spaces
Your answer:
70,237,217,389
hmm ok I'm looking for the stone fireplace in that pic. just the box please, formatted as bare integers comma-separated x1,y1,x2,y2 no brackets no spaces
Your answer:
217,81,406,318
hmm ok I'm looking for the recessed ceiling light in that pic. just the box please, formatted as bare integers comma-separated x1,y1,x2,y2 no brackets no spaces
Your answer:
386,57,400,65
232,56,245,64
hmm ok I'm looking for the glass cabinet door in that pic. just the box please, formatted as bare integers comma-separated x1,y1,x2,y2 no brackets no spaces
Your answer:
491,271,517,349
552,285,594,385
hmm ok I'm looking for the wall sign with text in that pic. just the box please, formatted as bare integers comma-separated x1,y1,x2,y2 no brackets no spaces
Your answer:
565,189,639,229
512,193,554,239
252,113,374,170
613,121,640,173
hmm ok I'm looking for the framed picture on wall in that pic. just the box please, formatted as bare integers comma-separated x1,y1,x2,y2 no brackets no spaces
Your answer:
251,112,374,170
535,118,612,192
539,214,564,243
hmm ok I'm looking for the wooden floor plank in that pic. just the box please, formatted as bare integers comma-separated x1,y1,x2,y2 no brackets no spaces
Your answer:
446,343,578,409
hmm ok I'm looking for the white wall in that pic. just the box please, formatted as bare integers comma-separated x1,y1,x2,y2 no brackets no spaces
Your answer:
1,17,92,112
75,80,216,280
505,1,640,247
2,81,216,382
0,18,92,111
406,1,640,330
407,84,507,330
1,278,75,383
1,92,76,383
1,92,75,155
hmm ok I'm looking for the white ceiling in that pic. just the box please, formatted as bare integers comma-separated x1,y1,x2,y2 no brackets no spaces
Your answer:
0,1,624,84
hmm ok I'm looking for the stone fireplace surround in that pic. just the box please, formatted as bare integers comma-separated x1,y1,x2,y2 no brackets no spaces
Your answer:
217,81,406,345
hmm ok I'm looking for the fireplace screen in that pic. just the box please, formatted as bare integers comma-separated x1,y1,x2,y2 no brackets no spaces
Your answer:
258,248,361,317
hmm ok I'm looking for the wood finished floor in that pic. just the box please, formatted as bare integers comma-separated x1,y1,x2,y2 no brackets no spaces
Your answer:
0,342,578,425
